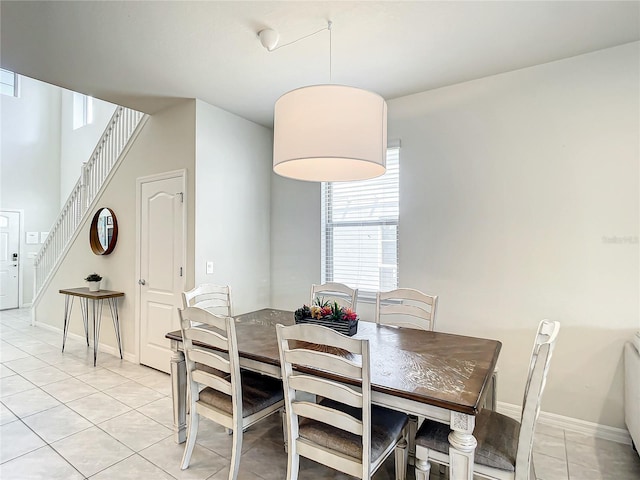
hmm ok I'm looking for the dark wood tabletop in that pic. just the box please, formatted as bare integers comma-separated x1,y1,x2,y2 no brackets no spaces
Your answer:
166,308,501,415
59,288,125,299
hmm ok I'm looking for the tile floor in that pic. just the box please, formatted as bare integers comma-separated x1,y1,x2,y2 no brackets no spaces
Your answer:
1,308,639,479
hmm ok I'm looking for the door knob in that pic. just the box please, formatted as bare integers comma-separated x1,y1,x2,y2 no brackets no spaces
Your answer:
138,279,146,285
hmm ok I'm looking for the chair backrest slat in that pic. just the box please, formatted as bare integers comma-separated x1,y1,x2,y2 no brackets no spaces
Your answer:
515,320,560,479
182,283,232,317
188,348,231,375
311,282,358,310
281,323,364,352
284,349,362,380
375,288,438,331
292,401,364,435
184,326,229,352
192,369,232,396
288,375,363,408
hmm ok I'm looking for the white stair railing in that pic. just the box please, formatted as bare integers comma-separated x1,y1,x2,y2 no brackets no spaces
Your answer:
34,106,145,297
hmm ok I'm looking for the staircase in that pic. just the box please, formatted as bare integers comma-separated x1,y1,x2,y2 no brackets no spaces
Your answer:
33,106,146,300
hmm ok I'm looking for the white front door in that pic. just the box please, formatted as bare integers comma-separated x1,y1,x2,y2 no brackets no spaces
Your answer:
138,172,186,373
0,211,20,310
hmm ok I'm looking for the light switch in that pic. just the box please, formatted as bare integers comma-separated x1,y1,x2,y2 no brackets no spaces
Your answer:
206,261,214,274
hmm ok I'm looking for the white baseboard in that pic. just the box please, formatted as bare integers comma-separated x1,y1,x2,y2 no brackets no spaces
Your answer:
34,321,136,364
497,401,632,445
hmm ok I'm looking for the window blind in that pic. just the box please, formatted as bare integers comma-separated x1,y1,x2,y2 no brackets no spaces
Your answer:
0,69,17,97
321,147,400,296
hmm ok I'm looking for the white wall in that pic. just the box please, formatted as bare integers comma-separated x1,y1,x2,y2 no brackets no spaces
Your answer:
270,42,639,429
194,100,272,314
59,91,118,203
270,175,321,310
0,76,62,305
35,100,196,358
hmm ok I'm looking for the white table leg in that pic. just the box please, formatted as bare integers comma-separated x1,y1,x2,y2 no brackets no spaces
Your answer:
170,344,187,443
448,411,477,480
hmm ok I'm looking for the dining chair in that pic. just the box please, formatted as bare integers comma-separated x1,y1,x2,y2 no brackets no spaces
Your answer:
414,319,560,480
375,288,438,331
276,323,408,480
310,282,358,310
375,288,438,462
178,306,285,479
182,283,232,316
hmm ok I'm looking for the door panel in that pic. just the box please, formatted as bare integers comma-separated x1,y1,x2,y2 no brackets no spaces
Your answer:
139,175,185,372
0,212,20,310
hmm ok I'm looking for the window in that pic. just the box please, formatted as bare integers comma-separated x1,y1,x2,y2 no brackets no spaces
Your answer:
0,69,18,97
73,92,93,129
321,147,400,296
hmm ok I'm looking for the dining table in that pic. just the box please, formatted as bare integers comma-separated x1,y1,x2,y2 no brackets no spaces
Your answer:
165,308,501,480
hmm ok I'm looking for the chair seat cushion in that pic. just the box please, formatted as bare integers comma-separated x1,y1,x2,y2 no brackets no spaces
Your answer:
298,399,408,461
415,410,520,472
198,371,283,418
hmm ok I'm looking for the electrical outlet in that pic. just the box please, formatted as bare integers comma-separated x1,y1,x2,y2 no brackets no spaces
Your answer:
206,261,214,274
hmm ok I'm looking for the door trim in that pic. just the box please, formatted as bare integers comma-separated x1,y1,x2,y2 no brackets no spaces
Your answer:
134,169,187,364
0,209,24,311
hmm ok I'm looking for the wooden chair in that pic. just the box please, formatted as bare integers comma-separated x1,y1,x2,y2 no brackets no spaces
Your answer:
414,320,560,480
375,288,438,461
375,288,438,331
310,282,358,310
276,323,408,480
182,283,232,316
178,307,284,479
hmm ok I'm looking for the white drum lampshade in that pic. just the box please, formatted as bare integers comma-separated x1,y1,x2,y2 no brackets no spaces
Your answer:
273,85,387,182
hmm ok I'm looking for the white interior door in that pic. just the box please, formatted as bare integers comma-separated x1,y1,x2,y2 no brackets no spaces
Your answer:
0,211,20,310
138,173,185,372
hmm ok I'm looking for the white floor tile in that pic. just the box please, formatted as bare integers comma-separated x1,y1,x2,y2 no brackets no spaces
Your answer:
41,377,99,403
1,387,61,417
22,404,92,443
0,420,46,463
0,364,16,378
19,365,72,386
139,435,227,480
76,368,130,390
51,426,135,477
90,453,176,479
0,374,36,398
0,403,18,426
103,380,165,408
137,396,175,429
98,410,172,452
2,355,49,374
0,445,84,480
67,391,132,423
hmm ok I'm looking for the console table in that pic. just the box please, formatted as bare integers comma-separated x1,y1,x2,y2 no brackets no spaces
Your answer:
59,288,124,366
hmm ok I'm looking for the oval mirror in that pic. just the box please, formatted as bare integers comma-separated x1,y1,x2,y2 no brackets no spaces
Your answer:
90,207,118,255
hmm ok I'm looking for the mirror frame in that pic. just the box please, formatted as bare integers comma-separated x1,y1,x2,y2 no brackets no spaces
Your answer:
90,207,118,255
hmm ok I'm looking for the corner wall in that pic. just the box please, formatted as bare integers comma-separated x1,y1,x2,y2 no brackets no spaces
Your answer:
270,42,639,429
194,100,272,314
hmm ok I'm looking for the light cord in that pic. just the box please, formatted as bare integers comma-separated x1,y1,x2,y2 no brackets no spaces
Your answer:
270,23,330,52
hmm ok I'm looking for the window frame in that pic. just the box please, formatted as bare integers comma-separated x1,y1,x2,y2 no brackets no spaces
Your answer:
0,69,19,97
321,146,400,300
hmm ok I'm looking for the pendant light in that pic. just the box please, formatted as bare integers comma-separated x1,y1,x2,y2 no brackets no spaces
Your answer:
261,22,387,182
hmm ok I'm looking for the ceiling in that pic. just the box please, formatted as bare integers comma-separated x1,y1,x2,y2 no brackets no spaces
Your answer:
1,1,638,127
